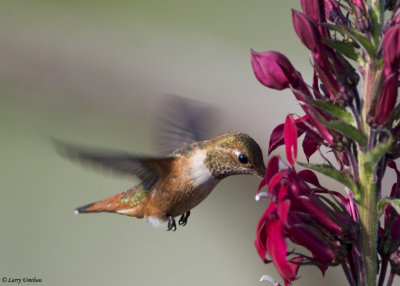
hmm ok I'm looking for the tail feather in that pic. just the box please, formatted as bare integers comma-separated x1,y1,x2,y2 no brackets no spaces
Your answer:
75,187,146,217
75,201,109,214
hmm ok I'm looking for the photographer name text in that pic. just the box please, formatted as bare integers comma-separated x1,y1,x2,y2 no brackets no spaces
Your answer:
2,277,42,284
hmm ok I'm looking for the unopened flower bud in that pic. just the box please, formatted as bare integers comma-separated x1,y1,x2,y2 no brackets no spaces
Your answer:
251,50,298,90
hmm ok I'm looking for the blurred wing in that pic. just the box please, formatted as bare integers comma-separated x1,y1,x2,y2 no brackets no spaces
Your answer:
55,141,174,189
155,95,218,155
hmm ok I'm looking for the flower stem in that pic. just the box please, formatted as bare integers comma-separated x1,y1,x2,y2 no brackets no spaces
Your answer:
387,270,395,286
342,261,357,286
358,47,382,286
358,151,378,286
377,257,388,286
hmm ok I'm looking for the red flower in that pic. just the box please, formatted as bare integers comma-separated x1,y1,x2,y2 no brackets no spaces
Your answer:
255,157,357,284
255,114,358,285
251,50,299,90
255,187,302,285
369,25,400,126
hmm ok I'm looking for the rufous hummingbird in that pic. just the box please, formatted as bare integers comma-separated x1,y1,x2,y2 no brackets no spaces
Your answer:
59,97,266,230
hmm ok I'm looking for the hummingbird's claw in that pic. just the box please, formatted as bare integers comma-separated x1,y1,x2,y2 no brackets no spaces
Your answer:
178,210,190,226
167,215,177,231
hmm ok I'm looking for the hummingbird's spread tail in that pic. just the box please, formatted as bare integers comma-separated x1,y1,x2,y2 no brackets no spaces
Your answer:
75,187,146,217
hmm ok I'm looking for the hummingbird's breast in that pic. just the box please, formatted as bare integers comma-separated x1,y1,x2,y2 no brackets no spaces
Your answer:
159,149,219,217
143,148,219,221
183,149,219,209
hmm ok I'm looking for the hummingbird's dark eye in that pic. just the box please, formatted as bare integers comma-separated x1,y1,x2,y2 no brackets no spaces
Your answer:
237,153,248,164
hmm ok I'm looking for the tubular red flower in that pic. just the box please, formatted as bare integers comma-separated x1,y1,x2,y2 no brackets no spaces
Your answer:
287,220,336,265
255,186,302,285
256,161,357,283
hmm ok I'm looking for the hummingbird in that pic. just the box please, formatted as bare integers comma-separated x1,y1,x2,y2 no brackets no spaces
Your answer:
59,97,266,230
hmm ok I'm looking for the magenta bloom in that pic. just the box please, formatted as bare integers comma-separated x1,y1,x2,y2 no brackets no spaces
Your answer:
369,25,400,126
251,50,299,90
255,155,357,285
255,186,302,285
255,117,357,285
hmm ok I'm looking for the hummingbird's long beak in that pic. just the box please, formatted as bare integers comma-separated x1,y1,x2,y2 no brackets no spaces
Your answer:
254,165,266,178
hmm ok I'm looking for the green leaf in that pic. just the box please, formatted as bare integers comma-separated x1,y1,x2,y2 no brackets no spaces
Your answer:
323,38,359,61
305,98,356,126
365,132,393,168
324,121,367,146
325,24,377,59
363,131,393,179
298,162,358,194
377,198,400,215
370,1,384,48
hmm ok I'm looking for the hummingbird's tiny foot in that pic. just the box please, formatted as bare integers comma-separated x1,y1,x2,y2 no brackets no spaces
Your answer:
178,210,190,226
167,215,177,231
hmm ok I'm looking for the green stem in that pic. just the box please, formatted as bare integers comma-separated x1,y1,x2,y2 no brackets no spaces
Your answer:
358,151,378,286
358,40,382,285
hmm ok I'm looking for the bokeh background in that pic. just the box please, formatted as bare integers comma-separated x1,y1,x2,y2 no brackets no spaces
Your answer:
1,1,397,286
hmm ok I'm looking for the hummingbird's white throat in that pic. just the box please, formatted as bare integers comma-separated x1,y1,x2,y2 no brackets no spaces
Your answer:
188,149,217,187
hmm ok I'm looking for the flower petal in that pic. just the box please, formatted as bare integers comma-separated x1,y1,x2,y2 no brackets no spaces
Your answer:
269,116,308,154
284,114,298,167
298,169,322,187
268,171,288,195
267,212,298,282
300,0,330,38
288,223,336,265
292,10,321,53
257,156,282,195
302,131,320,161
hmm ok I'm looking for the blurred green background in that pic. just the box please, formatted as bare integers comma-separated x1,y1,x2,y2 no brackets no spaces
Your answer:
1,1,396,286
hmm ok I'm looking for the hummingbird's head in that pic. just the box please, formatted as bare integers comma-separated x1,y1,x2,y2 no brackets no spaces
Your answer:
205,132,266,179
